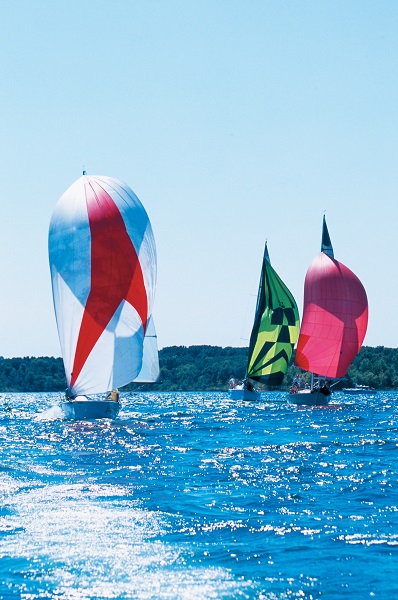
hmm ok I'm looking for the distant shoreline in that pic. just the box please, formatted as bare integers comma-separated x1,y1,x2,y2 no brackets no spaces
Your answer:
0,345,396,392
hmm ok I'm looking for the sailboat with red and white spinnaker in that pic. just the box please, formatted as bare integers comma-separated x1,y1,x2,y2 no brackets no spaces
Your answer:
49,173,159,419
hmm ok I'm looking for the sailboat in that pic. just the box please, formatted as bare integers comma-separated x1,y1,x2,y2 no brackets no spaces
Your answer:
288,216,368,406
230,242,300,400
342,384,376,395
49,173,159,419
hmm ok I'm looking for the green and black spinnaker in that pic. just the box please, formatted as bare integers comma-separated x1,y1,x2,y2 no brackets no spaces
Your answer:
247,243,300,386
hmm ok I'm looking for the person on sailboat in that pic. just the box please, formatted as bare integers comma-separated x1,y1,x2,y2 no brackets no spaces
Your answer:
319,380,331,396
243,378,254,392
292,374,302,389
65,387,76,400
106,389,119,402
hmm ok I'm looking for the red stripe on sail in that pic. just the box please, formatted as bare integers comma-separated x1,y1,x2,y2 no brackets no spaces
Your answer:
295,253,368,379
70,181,148,389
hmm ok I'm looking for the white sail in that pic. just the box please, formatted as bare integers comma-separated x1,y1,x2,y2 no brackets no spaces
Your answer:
133,317,160,383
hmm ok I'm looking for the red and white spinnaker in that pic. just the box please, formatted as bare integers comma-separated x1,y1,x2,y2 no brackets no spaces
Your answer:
49,175,159,396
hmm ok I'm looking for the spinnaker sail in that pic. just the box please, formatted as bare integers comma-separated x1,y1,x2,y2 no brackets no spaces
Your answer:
49,174,159,397
246,243,300,386
294,216,368,379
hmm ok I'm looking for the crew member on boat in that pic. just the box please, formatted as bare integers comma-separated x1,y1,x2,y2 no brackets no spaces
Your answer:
319,380,331,396
107,389,119,401
292,374,302,389
65,387,76,400
243,378,254,392
290,374,303,393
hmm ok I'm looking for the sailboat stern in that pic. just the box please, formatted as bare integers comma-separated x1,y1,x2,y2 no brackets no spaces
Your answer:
60,397,121,420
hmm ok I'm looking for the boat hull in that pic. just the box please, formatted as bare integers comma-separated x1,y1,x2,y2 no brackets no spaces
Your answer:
229,389,261,401
342,388,376,395
60,397,121,420
287,390,330,406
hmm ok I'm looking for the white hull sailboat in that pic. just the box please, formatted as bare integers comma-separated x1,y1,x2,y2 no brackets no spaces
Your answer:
288,216,368,407
49,174,159,420
229,242,299,400
342,386,376,395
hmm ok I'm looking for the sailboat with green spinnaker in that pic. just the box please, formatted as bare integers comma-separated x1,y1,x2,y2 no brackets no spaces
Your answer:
229,243,300,400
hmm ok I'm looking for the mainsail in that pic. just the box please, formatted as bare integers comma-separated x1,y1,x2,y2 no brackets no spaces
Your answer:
247,243,300,386
294,216,368,378
49,174,159,396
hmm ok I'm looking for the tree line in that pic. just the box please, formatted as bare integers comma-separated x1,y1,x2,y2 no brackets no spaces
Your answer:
0,345,396,393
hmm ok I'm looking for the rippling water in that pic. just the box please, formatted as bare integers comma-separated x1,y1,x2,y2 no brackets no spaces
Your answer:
0,391,397,599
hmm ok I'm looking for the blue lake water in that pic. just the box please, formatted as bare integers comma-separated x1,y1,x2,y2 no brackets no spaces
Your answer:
0,391,397,599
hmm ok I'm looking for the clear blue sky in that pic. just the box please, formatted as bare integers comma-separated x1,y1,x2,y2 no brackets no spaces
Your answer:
0,0,396,358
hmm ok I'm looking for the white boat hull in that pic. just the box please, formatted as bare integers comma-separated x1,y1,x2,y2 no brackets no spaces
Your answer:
288,389,330,406
60,396,121,420
343,388,376,395
229,388,261,401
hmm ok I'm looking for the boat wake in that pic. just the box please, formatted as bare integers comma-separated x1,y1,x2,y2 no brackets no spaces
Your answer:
36,405,65,421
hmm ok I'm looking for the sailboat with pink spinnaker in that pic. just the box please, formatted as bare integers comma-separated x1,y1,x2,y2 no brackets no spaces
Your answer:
288,216,368,406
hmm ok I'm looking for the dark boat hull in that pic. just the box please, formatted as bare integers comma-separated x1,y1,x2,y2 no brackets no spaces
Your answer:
60,397,121,420
287,390,330,406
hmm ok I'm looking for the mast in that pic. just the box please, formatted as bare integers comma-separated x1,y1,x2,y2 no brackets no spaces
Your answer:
244,242,269,379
